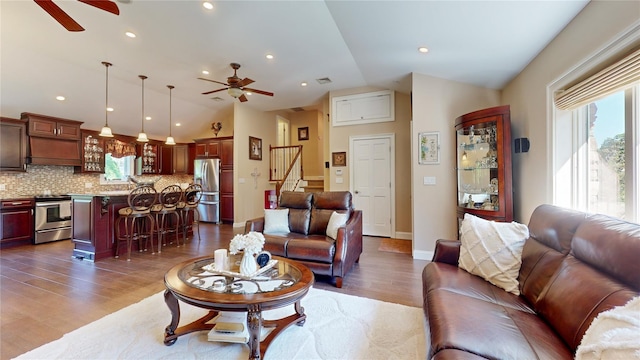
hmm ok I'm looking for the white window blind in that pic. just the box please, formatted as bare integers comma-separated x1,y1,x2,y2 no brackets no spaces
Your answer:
554,47,640,110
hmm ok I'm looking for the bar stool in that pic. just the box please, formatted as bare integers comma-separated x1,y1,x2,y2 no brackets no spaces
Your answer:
114,184,157,261
151,184,183,251
178,184,202,242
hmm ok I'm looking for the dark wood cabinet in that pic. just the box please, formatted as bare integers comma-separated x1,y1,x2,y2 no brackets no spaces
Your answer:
455,105,512,224
22,112,83,166
0,199,34,246
137,142,158,175
72,194,126,261
220,138,234,223
75,130,105,173
158,144,190,175
194,139,221,158
0,117,27,172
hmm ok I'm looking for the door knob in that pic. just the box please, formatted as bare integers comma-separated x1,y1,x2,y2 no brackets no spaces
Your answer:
354,190,359,194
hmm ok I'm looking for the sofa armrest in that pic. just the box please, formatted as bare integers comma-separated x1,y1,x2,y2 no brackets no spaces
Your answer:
432,239,461,265
332,210,363,277
244,217,265,233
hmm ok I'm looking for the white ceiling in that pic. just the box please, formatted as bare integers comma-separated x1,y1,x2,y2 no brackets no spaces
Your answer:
0,0,589,143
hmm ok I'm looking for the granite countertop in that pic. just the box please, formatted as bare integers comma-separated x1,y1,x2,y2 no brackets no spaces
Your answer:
68,191,130,197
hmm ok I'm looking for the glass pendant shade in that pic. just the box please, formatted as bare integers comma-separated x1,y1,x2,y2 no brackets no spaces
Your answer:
99,61,114,137
165,85,175,145
137,75,148,142
228,87,244,98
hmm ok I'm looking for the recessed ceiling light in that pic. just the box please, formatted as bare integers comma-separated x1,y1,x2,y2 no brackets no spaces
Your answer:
418,47,429,53
125,31,136,38
202,70,209,75
56,96,65,101
176,123,181,127
202,1,213,10
265,54,274,60
301,82,308,87
107,107,114,112
145,116,151,120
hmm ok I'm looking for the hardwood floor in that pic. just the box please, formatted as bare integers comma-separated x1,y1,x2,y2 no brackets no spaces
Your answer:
0,223,429,359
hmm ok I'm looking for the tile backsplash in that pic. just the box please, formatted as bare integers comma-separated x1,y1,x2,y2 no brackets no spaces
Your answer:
0,165,192,198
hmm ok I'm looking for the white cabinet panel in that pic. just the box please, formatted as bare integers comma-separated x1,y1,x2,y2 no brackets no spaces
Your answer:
332,90,394,127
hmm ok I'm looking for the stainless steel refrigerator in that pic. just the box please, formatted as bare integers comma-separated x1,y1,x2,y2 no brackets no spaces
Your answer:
194,158,220,223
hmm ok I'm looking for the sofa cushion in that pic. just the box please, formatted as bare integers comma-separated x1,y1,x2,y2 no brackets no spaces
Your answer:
458,214,529,295
575,296,640,360
263,208,290,234
286,238,335,263
309,191,352,235
279,192,312,234
326,211,349,240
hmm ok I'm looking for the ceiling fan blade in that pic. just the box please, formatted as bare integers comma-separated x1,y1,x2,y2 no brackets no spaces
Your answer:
202,87,228,95
198,77,229,86
239,94,248,102
243,87,274,97
237,77,254,88
35,0,85,31
78,0,120,15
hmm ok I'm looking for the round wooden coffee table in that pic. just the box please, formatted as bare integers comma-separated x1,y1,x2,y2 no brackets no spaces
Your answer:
163,255,314,360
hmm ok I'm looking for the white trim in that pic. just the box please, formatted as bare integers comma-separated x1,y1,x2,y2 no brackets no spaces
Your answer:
394,231,412,240
413,250,433,261
349,133,396,238
232,222,245,228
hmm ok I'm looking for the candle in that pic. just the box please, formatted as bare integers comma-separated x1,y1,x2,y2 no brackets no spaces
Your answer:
214,249,227,270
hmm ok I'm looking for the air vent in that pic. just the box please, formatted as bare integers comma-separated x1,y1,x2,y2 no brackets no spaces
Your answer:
291,107,305,112
316,77,332,84
210,97,225,102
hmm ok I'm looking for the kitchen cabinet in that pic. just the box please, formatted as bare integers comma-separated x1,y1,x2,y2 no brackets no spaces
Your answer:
194,138,221,158
72,194,125,261
159,144,189,175
220,138,234,223
75,130,105,173
0,117,27,172
137,142,158,175
21,112,83,166
0,198,34,246
455,105,512,225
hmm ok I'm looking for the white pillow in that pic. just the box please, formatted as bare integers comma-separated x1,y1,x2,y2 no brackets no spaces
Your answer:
326,211,349,240
458,213,529,295
575,296,640,360
263,209,290,234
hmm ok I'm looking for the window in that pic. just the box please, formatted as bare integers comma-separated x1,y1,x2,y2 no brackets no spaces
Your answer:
554,86,639,222
100,154,135,184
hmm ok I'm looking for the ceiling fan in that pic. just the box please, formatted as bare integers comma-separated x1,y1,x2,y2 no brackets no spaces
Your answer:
198,63,274,102
35,0,120,32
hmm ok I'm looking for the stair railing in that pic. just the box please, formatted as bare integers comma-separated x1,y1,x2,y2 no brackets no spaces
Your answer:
269,145,303,196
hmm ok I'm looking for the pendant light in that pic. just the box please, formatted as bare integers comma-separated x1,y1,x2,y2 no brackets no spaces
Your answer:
99,61,114,137
165,85,176,145
136,75,149,142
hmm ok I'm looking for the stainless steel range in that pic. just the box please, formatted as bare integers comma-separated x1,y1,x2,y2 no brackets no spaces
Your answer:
34,195,72,244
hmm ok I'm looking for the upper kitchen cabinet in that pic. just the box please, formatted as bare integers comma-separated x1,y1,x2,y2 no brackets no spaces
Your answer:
22,112,81,140
0,117,28,172
158,144,190,175
21,112,83,166
137,142,158,175
75,131,105,173
194,138,220,158
455,105,513,224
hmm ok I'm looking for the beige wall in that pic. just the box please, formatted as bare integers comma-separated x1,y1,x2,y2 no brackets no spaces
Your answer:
411,73,501,258
290,110,324,178
502,0,640,223
193,106,234,140
328,87,413,235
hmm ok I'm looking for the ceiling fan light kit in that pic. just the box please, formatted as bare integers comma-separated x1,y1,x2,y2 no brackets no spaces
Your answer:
165,85,176,145
137,75,149,143
99,61,114,137
198,63,273,103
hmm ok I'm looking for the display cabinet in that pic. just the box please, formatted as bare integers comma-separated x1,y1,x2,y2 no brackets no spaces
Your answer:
78,132,105,173
455,105,512,224
137,143,158,174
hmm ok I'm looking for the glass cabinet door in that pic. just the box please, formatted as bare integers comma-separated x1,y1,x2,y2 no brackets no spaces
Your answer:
457,122,499,212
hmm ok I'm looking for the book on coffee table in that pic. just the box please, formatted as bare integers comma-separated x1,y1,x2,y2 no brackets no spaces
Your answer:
207,312,270,343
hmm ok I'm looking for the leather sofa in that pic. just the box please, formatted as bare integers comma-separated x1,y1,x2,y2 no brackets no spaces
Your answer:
422,204,640,359
245,191,363,288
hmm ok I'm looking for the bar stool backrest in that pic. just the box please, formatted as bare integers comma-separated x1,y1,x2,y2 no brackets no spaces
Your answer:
128,185,157,212
184,184,202,208
160,185,183,210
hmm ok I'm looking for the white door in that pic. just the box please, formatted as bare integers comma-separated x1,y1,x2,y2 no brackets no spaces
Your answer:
351,136,392,237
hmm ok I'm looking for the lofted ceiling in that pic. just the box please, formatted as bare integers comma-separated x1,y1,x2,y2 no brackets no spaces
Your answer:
0,0,589,143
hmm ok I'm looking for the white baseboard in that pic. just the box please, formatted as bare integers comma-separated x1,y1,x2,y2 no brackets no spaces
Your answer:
394,231,412,240
233,222,245,228
413,250,433,261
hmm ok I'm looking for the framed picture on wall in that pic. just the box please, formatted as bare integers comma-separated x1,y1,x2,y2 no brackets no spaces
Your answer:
419,132,440,164
249,136,262,161
298,127,309,141
332,151,346,167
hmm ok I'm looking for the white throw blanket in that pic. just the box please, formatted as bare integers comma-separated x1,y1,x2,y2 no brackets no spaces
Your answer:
575,296,640,360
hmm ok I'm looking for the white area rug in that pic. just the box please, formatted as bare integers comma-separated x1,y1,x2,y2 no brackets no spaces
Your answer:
15,287,426,359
